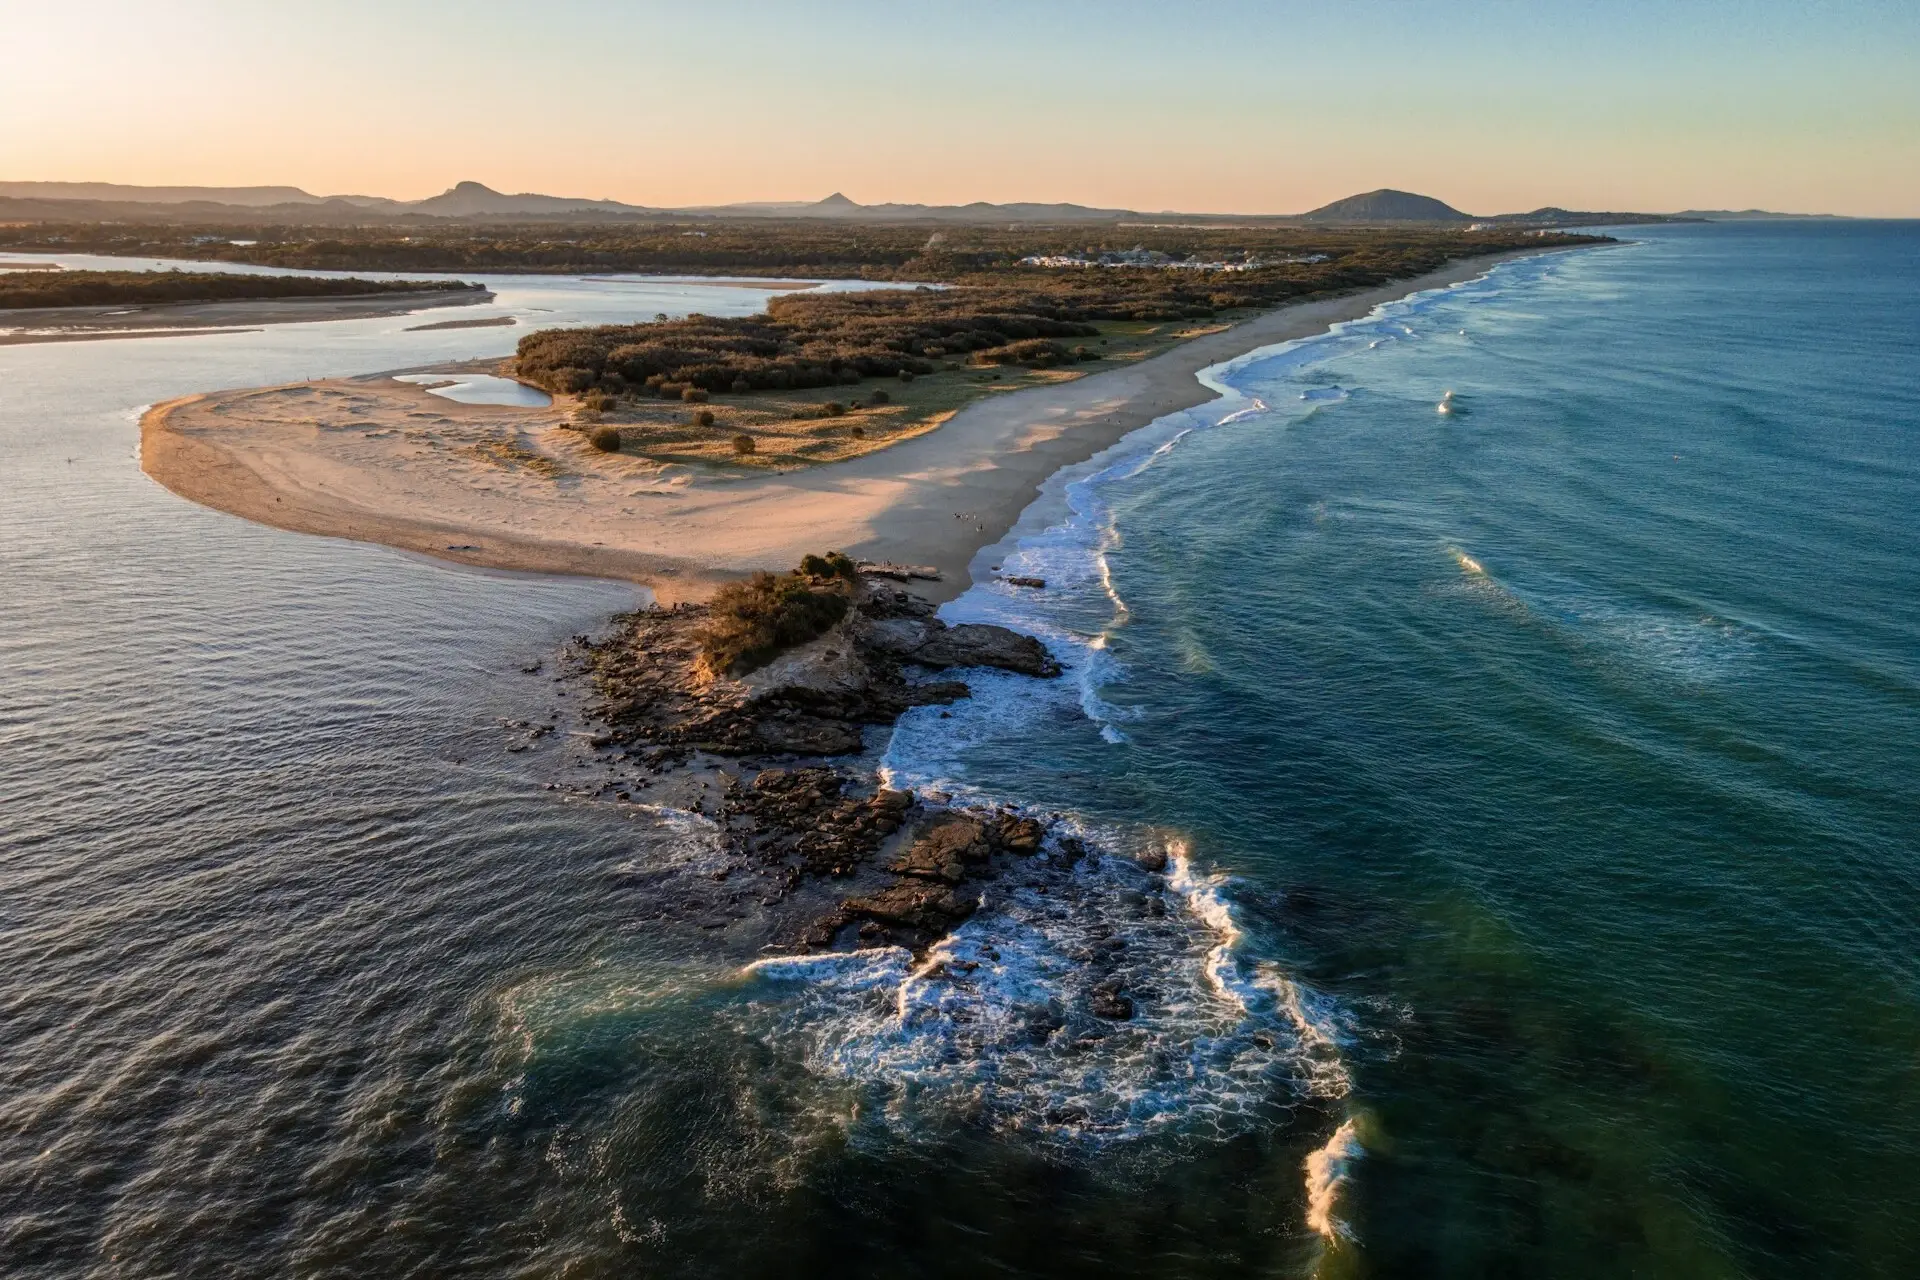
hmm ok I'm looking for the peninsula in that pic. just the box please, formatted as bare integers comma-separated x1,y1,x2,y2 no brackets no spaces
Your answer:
142,243,1567,602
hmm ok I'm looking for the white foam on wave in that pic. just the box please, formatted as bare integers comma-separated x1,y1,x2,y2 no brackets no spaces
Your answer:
739,829,1348,1147
1214,396,1269,425
737,245,1591,1163
1304,1116,1364,1239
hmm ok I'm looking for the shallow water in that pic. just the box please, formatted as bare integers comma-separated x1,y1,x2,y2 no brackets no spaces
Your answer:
392,371,553,406
5,226,1918,1278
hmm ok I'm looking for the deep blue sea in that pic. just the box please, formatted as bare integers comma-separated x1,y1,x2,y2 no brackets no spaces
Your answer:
4,223,1917,1278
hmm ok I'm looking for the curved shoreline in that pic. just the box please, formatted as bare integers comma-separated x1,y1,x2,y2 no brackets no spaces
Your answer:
141,251,1551,604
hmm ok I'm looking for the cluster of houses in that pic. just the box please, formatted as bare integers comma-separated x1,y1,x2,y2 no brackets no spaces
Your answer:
1017,247,1331,272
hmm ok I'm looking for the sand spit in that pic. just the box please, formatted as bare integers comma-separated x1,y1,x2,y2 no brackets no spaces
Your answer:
142,252,1542,603
3,287,492,345
405,314,517,332
2,327,267,346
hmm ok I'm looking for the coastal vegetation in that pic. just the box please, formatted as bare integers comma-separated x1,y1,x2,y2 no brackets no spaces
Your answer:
0,269,479,310
0,221,1591,285
514,289,1108,395
527,308,1236,469
503,222,1590,410
698,555,859,676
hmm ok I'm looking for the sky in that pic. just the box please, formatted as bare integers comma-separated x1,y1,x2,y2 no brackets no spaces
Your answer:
4,0,1916,216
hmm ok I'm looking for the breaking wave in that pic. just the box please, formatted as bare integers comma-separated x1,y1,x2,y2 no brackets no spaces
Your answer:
1304,1116,1364,1239
739,830,1347,1147
734,249,1568,1202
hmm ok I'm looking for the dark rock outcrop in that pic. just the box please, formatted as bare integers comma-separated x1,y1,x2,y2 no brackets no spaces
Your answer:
722,766,917,877
571,567,1067,958
577,573,1057,761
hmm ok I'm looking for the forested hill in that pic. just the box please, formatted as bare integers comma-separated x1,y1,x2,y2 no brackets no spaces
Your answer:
1303,190,1471,222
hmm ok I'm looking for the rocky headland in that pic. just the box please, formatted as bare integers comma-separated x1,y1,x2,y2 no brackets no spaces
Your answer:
566,562,1107,962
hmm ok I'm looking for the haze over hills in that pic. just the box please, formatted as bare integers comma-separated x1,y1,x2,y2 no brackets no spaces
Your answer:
0,181,344,206
0,179,1774,227
406,181,643,218
1673,208,1849,220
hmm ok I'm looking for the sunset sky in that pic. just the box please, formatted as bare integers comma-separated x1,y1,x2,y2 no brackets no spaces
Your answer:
6,0,1917,216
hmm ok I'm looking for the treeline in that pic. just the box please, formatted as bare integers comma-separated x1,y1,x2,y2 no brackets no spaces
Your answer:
511,229,1587,397
0,221,1597,284
0,269,479,310
516,289,1108,394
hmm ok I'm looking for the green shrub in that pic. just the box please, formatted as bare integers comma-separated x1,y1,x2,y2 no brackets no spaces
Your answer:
729,378,750,394
898,370,915,383
693,409,716,427
822,401,845,417
850,425,866,439
798,551,859,581
588,426,621,452
698,568,852,677
977,338,1071,368
869,389,890,404
682,386,710,403
732,433,756,455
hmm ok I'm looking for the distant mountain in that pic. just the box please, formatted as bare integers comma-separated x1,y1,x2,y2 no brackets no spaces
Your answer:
1674,209,1847,221
406,181,654,218
1491,206,1706,228
0,181,335,207
0,178,1696,229
681,192,1141,222
0,195,372,223
1303,189,1469,223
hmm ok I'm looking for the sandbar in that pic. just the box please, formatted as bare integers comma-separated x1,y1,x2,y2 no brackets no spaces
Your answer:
405,314,517,332
2,287,492,345
142,251,1553,604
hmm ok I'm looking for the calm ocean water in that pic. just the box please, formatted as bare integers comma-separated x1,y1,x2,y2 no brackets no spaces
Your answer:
4,224,1917,1277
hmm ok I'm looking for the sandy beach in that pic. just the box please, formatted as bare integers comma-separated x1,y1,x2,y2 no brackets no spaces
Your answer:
1,287,492,345
142,251,1542,603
